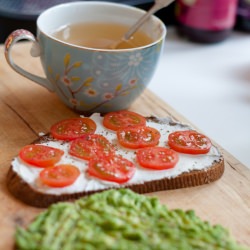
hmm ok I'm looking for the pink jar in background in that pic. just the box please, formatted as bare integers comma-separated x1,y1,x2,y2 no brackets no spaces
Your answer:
175,0,238,43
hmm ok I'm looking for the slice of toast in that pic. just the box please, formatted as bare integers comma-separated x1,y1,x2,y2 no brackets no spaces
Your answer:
7,114,224,208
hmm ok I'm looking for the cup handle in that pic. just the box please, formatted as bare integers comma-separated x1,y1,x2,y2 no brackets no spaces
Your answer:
4,29,54,92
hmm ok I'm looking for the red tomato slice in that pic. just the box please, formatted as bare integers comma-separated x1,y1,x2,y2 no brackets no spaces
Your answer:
39,164,80,188
19,144,64,168
168,130,212,154
137,147,179,170
69,134,115,160
50,118,97,140
88,155,136,184
117,126,161,149
103,110,146,131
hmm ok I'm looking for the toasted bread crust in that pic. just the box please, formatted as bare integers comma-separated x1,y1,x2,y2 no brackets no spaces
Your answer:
7,116,225,208
7,157,224,208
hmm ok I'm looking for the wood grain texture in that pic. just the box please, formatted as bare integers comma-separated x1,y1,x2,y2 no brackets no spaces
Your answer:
0,42,249,249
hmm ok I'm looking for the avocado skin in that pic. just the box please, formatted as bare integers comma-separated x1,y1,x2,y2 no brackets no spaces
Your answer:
16,189,249,250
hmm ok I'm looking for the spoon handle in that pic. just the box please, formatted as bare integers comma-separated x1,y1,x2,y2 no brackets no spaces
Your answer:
124,0,175,40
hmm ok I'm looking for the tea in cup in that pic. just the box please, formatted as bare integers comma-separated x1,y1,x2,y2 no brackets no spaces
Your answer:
5,1,166,114
52,22,154,50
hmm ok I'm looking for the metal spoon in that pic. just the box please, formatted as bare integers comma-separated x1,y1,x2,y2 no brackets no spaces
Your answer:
110,0,175,49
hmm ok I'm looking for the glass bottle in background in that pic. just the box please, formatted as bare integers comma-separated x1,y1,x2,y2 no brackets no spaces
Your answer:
175,0,238,43
235,0,250,32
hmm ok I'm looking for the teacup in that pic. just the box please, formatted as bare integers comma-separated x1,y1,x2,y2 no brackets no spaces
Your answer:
4,1,166,114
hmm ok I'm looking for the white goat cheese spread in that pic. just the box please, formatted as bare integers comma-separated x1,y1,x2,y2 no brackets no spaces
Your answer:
12,113,222,195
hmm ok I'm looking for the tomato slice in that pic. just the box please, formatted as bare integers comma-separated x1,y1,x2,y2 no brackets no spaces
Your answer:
50,118,97,140
39,164,80,188
88,155,136,184
137,147,179,170
103,110,146,131
19,144,64,168
69,134,115,160
117,126,161,149
168,130,212,154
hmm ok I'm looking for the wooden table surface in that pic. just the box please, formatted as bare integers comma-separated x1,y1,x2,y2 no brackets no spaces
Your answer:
0,42,250,249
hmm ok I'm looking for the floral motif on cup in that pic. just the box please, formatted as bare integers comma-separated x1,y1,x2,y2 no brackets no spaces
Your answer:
48,53,138,112
128,53,143,66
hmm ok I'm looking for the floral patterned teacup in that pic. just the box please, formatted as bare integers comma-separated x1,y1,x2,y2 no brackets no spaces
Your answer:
4,1,166,114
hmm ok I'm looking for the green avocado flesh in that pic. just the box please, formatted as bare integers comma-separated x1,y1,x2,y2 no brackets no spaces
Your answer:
16,189,249,250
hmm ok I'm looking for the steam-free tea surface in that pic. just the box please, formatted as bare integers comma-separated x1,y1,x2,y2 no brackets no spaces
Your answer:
52,22,153,49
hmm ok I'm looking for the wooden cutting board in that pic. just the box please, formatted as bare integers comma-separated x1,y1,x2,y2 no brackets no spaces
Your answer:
0,42,249,249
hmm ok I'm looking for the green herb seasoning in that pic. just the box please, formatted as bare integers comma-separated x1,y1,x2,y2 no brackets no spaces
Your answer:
16,189,249,250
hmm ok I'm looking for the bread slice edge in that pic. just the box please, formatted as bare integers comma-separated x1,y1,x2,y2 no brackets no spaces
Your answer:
7,157,224,208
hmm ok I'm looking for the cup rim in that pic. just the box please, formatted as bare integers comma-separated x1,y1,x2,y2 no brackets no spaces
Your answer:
37,1,167,52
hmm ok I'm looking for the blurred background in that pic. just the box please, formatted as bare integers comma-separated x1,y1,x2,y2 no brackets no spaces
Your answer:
0,0,250,168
